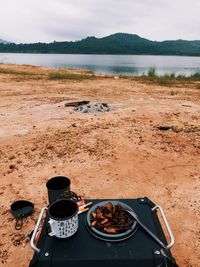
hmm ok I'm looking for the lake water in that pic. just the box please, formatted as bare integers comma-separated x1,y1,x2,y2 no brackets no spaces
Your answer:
0,53,200,76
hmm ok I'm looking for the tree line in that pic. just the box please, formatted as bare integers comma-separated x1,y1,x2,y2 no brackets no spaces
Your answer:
0,33,200,56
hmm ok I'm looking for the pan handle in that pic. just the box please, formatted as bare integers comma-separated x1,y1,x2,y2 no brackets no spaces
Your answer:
152,205,174,249
15,216,23,230
30,207,47,253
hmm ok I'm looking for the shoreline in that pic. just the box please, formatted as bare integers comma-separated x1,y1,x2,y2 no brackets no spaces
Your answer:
1,54,200,79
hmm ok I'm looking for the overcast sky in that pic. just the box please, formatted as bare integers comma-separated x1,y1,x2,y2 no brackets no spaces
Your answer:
1,0,200,43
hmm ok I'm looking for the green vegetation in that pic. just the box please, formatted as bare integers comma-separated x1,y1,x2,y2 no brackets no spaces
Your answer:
48,72,94,80
191,72,200,79
0,67,33,75
135,69,200,87
146,67,200,81
147,66,156,77
0,66,48,82
0,63,199,89
0,33,200,56
0,66,95,81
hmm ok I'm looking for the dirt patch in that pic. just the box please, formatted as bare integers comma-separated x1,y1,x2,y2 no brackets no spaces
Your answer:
0,64,200,267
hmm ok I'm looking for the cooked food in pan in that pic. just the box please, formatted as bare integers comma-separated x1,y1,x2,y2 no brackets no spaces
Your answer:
90,202,134,234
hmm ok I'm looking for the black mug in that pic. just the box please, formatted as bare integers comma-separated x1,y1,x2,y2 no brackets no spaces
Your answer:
46,176,80,204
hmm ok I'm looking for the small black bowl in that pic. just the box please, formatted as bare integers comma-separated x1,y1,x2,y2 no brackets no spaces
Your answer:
10,200,34,230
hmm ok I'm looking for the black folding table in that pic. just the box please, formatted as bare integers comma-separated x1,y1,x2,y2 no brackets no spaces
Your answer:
29,198,178,267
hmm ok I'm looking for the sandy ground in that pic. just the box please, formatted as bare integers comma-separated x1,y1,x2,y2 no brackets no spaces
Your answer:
0,64,200,267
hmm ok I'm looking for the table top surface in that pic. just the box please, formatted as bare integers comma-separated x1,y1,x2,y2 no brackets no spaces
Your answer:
29,198,175,267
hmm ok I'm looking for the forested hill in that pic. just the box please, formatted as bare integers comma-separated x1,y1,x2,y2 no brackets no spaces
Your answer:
0,33,200,56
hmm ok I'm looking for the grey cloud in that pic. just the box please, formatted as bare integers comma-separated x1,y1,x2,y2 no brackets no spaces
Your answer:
0,0,200,43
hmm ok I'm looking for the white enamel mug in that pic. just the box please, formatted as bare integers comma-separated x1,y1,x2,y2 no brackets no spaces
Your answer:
48,199,78,238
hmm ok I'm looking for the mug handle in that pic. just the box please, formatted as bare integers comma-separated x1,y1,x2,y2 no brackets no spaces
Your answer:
70,191,81,201
49,231,56,237
63,190,71,199
63,190,81,201
48,220,56,237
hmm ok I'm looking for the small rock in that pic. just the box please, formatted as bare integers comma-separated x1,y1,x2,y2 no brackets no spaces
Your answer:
9,164,16,170
13,239,21,246
158,126,175,131
46,144,54,150
8,155,15,160
31,145,37,151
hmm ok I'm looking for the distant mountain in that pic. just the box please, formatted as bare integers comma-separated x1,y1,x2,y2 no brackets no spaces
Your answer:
0,33,200,56
0,39,10,44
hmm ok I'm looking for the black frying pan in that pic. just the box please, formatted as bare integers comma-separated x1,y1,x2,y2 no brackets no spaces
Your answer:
10,200,34,230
